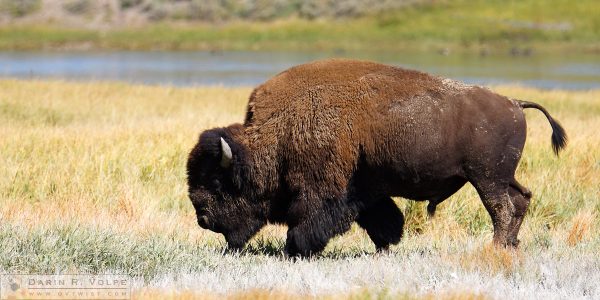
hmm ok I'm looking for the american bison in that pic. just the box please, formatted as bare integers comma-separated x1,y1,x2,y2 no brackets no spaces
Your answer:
187,59,566,256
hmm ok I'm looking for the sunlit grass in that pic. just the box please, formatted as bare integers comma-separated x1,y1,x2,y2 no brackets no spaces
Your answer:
1,79,599,298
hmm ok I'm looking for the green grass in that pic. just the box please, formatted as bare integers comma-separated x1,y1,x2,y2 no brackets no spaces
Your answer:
1,0,599,52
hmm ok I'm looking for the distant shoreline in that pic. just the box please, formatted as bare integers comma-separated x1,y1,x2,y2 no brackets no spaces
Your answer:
2,23,599,54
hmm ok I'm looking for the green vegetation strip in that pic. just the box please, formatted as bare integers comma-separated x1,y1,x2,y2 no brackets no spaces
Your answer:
1,0,599,52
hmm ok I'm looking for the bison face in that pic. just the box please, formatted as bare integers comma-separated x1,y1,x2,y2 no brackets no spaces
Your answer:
186,126,266,250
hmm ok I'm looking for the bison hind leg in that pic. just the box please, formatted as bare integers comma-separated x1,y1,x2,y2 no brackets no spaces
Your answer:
470,178,515,247
507,179,532,247
510,179,532,199
356,196,404,251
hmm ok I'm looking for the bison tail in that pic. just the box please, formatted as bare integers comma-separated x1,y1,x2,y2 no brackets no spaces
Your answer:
517,100,568,155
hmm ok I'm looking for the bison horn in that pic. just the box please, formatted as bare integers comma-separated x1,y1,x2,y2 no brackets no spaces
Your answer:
220,137,233,168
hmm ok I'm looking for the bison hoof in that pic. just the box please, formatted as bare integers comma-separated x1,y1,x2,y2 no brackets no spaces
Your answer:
493,237,520,248
510,238,521,248
284,243,311,258
284,241,299,257
285,228,322,258
284,236,311,257
375,244,391,253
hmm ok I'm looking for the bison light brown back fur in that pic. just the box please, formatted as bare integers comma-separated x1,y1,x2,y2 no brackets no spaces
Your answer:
187,59,566,256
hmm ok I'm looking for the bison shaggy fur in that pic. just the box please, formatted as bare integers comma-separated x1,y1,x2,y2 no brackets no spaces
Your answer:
186,59,566,256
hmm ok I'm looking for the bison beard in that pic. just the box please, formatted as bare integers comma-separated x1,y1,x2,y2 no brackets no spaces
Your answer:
186,59,566,257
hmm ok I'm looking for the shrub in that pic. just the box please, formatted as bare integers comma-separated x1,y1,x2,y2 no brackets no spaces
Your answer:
0,0,41,17
62,0,93,15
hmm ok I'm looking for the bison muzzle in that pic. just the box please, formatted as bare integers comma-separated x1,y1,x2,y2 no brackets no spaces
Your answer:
186,59,567,256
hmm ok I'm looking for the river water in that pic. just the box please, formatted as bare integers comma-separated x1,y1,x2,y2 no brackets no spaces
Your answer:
1,50,598,90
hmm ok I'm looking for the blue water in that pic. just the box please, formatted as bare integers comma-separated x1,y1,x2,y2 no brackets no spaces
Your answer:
1,50,598,90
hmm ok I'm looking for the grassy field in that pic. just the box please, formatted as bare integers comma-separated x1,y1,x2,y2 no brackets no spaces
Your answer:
0,79,599,299
1,0,600,53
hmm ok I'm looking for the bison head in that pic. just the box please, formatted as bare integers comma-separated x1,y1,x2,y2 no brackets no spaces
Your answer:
186,125,266,250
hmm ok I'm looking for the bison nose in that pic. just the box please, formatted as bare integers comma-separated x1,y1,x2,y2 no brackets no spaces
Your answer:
198,215,210,229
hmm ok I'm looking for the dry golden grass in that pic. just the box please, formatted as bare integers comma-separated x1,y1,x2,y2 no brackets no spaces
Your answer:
1,80,598,237
566,210,596,246
459,243,523,277
1,79,599,298
0,79,250,238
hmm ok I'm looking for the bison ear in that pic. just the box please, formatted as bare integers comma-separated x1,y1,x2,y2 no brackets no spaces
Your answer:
220,137,233,168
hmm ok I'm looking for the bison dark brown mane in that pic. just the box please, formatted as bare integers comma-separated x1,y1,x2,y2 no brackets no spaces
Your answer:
186,59,567,256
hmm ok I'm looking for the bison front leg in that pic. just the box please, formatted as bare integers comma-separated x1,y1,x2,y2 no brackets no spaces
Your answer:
285,196,359,257
356,196,404,251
